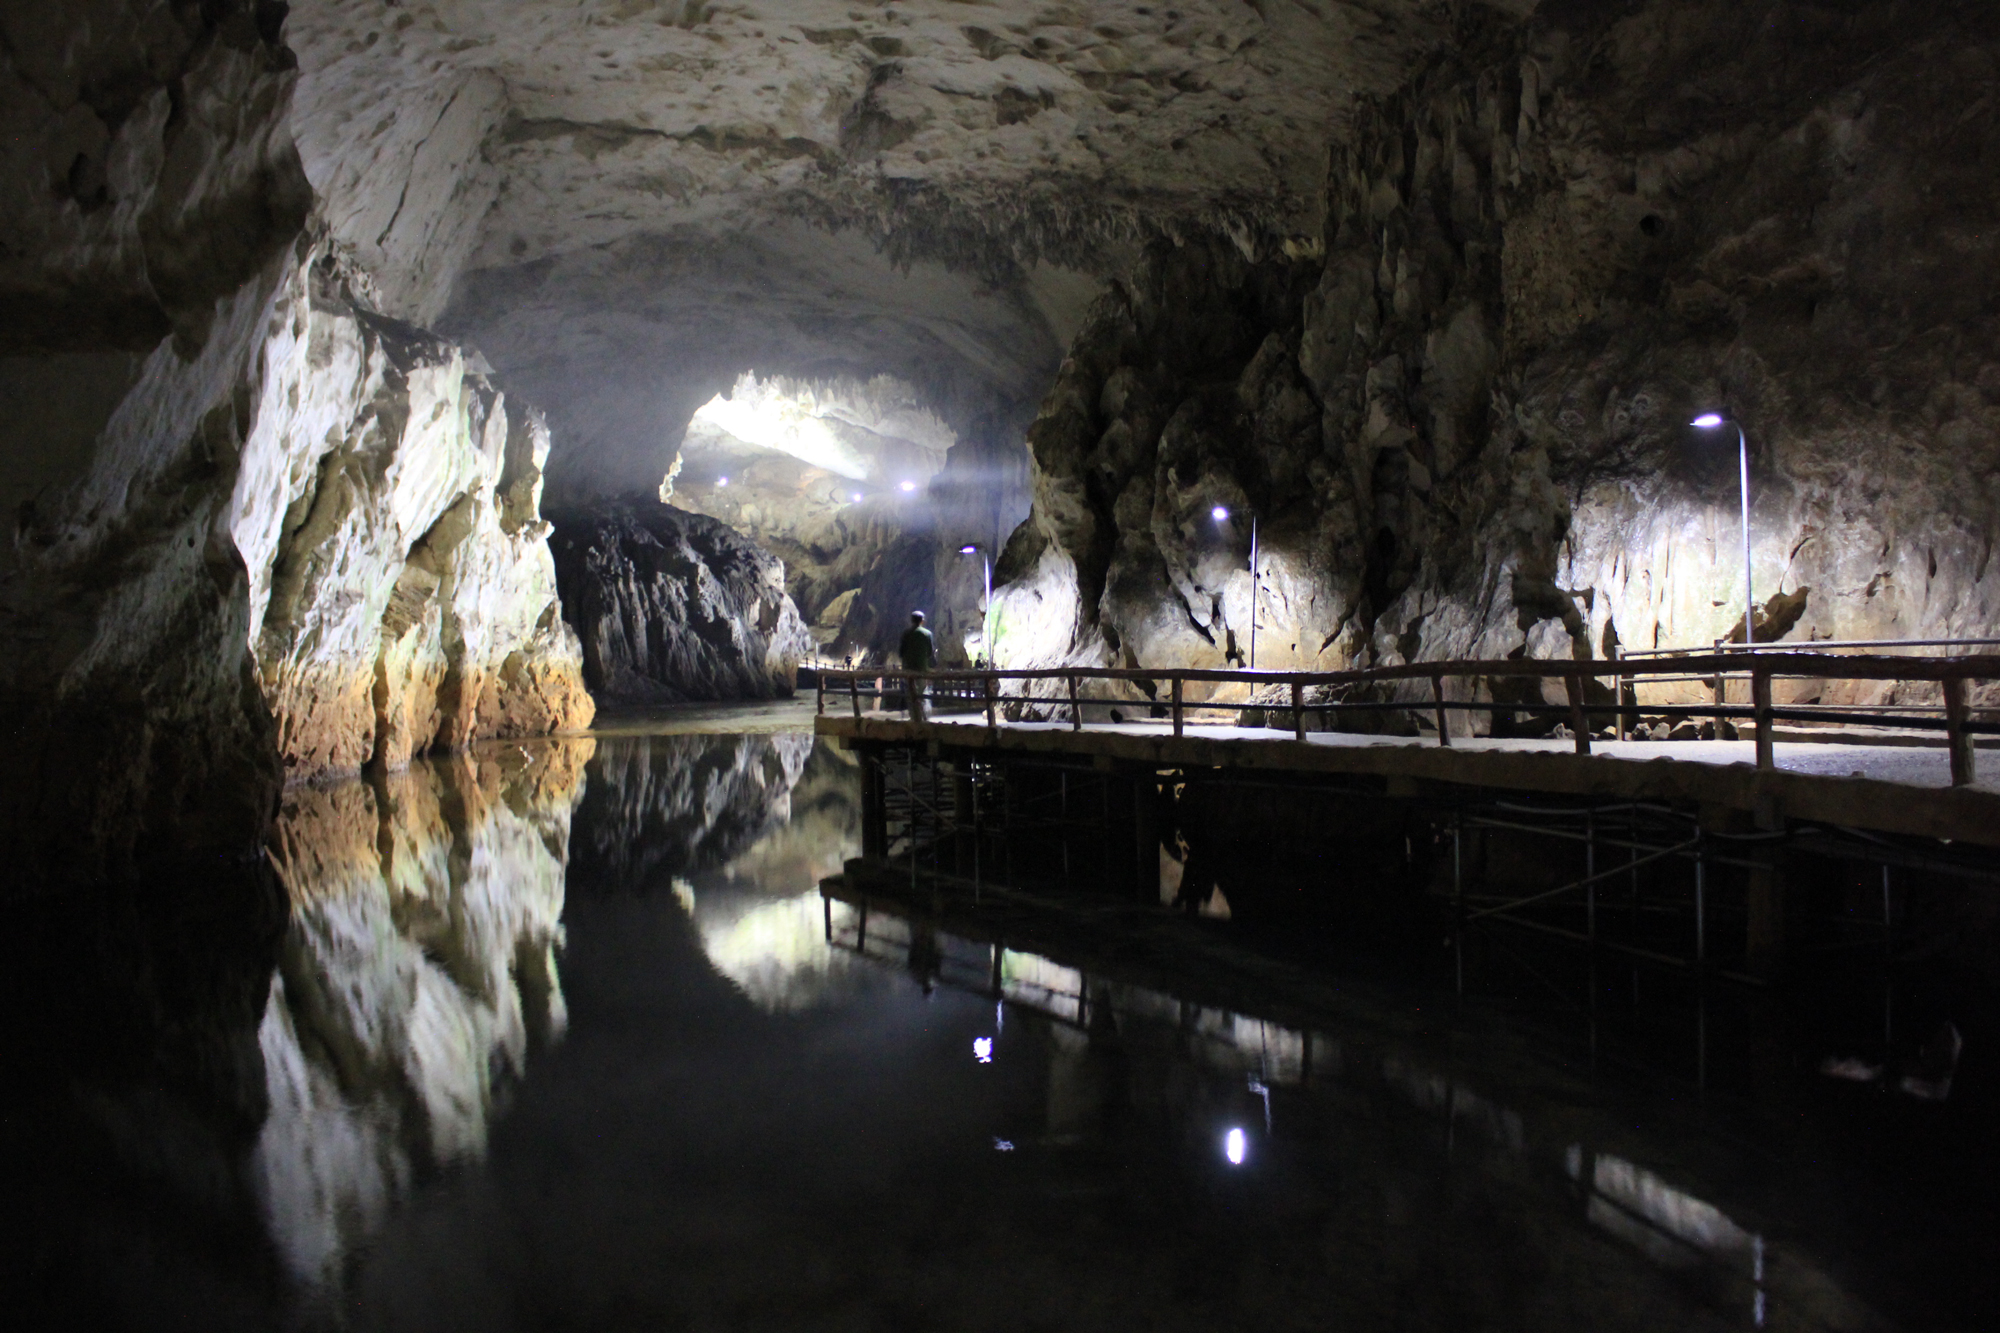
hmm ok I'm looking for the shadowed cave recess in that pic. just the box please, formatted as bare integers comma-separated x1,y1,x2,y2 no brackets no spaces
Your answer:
7,1,2000,1327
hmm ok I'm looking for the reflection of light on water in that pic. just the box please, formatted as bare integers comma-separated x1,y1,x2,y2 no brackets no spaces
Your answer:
1000,951,1083,1023
697,891,852,1013
1569,1145,1766,1323
1224,1127,1247,1166
973,1036,993,1063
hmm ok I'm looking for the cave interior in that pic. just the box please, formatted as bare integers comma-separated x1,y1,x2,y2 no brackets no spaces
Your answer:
6,0,2000,1328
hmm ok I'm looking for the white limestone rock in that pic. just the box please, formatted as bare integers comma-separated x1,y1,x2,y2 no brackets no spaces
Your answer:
232,257,594,777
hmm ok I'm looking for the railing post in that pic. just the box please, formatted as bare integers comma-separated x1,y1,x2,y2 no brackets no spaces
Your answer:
1292,681,1305,742
1945,676,1976,786
1712,643,1728,738
984,673,998,729
1068,670,1081,731
1431,674,1451,747
816,673,825,716
1564,674,1591,755
850,674,862,720
1608,643,1624,741
1172,676,1184,738
1752,664,1774,770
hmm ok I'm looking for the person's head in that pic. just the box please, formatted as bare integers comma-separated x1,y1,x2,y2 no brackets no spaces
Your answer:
910,611,926,625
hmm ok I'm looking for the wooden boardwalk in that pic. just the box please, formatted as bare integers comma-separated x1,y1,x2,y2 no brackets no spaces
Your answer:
814,711,2000,849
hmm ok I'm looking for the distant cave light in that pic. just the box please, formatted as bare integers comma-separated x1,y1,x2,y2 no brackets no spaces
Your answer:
716,476,728,487
900,480,918,493
683,371,956,485
851,492,863,503
1211,506,1230,522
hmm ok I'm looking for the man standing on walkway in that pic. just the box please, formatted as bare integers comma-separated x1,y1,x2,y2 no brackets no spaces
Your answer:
899,610,936,722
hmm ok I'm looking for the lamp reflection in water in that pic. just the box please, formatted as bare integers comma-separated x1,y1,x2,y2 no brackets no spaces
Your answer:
1224,1126,1248,1166
973,1036,994,1063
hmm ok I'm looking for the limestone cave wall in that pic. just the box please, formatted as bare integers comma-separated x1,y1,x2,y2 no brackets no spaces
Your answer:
994,0,2000,716
548,498,812,705
240,256,592,776
0,4,592,892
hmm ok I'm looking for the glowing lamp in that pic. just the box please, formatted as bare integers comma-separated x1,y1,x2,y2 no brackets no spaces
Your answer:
899,480,917,493
973,1037,993,1063
851,492,863,503
1224,1127,1247,1165
959,544,978,555
1210,505,1229,522
1690,413,1726,429
716,476,728,487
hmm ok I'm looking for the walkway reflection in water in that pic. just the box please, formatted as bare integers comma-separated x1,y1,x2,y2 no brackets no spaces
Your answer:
6,730,1974,1330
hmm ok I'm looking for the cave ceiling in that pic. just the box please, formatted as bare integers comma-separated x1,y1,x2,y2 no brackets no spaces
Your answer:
285,0,1476,497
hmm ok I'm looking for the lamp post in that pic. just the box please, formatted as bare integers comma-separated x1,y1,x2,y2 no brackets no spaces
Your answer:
1210,506,1260,668
1690,412,1754,646
958,543,993,666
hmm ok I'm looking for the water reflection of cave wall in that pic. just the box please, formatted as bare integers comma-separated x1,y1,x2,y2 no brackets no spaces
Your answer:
252,738,592,1289
571,733,817,888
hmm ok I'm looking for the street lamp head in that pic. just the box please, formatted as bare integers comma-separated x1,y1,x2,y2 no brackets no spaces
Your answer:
1690,413,1728,429
899,480,917,493
1211,505,1229,522
958,544,979,555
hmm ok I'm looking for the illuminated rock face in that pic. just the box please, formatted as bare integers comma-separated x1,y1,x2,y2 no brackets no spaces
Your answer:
0,5,589,890
549,498,812,702
671,372,980,659
0,3,308,888
254,738,591,1289
997,2,2000,707
235,263,593,776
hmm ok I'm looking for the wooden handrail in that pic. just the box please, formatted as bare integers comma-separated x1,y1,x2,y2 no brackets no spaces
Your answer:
820,651,2000,688
818,649,1998,785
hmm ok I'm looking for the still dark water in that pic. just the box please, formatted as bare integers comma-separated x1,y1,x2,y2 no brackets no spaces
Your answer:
6,729,1992,1331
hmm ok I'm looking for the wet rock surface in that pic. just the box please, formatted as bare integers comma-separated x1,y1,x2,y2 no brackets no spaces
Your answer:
549,498,812,703
995,1,2000,714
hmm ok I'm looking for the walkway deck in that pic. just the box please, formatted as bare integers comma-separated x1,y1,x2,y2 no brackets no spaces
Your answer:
814,710,2000,848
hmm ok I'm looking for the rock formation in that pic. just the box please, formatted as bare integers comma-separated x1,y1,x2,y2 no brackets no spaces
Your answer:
240,260,593,776
994,1,2000,718
669,371,1028,664
549,498,812,703
1,5,593,892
